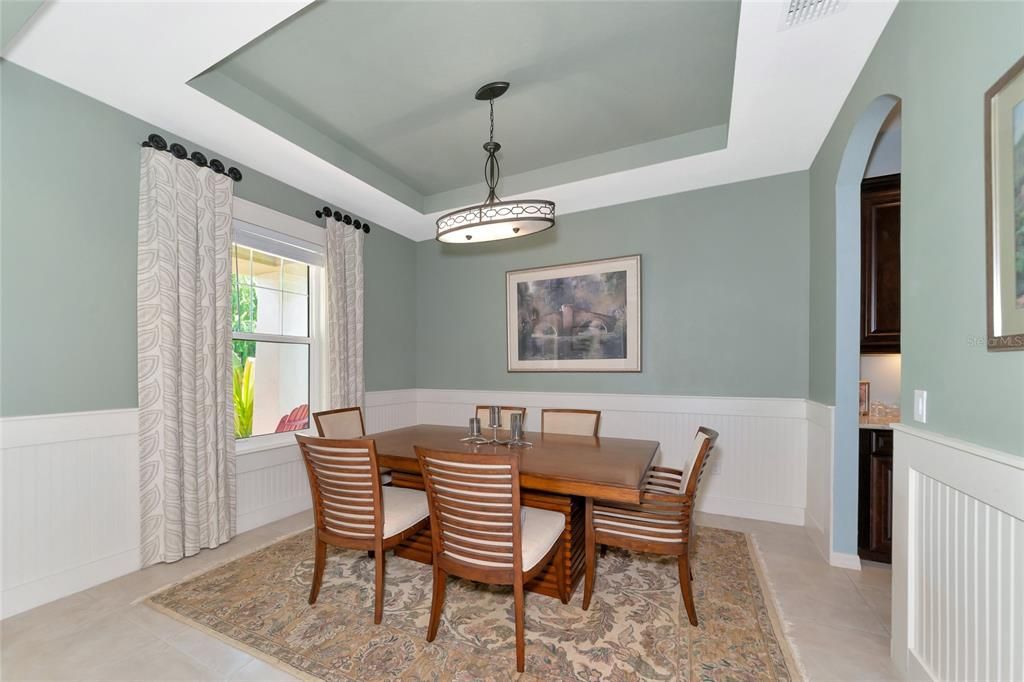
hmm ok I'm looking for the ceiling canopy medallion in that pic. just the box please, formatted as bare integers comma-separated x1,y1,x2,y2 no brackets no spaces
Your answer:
435,82,555,244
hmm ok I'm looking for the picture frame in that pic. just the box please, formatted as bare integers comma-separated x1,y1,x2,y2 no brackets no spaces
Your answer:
859,381,871,417
984,54,1024,351
506,255,641,372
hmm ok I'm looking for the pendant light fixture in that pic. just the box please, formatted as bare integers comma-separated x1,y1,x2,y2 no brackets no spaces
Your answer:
435,82,555,243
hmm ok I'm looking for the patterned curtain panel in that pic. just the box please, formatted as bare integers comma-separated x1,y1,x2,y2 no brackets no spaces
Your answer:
137,147,236,567
325,217,365,410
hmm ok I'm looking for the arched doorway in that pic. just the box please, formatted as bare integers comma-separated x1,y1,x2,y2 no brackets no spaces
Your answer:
831,94,901,565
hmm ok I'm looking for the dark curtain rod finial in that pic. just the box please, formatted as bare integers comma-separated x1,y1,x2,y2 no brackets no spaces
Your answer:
139,133,242,182
314,203,372,235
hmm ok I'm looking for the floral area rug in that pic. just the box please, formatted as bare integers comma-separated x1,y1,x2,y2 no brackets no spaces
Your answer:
147,527,797,681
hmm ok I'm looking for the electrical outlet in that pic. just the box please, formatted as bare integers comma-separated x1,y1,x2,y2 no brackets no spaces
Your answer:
913,389,927,423
710,458,723,476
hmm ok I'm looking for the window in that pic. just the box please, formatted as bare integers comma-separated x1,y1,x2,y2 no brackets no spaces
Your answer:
231,244,314,439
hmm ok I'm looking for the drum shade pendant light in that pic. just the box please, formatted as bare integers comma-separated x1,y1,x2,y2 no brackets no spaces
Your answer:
435,82,555,243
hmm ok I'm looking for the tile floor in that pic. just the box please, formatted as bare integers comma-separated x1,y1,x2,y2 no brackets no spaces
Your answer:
0,513,899,681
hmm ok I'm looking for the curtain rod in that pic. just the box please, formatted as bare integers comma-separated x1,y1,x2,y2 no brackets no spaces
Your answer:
140,134,243,182
315,204,371,234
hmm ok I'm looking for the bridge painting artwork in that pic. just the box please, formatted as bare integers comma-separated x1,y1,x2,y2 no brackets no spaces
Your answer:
517,273,626,360
506,255,641,372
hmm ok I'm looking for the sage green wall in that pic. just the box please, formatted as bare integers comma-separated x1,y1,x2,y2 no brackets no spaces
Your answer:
363,223,417,391
0,62,417,417
415,172,810,398
808,0,1024,455
1,1,44,51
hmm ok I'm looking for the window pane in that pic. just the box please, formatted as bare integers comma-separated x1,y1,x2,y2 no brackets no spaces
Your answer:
231,245,253,285
233,340,309,439
231,246,256,333
252,250,282,289
253,287,282,335
282,293,309,337
283,260,308,294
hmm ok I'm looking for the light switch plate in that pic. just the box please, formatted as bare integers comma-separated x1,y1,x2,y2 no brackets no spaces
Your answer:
913,389,927,423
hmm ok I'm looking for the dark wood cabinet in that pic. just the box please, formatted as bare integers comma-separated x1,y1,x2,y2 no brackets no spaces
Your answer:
861,174,901,353
858,428,893,563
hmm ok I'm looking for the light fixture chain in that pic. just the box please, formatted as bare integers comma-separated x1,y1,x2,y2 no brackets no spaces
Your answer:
434,81,555,243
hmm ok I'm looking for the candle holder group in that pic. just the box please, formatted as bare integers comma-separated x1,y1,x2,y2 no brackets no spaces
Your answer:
461,406,532,448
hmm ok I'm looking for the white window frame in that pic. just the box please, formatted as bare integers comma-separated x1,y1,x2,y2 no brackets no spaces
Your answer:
232,197,328,455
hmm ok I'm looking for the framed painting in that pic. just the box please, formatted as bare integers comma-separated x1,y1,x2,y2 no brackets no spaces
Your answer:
985,54,1024,351
506,255,641,372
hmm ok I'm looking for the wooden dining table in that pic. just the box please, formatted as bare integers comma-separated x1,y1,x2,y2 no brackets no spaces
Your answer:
366,424,660,600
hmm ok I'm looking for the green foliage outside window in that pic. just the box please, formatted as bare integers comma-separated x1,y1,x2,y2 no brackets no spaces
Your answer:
233,354,255,439
232,272,258,438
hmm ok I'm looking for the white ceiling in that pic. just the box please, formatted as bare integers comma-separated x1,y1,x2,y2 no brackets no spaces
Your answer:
2,0,897,242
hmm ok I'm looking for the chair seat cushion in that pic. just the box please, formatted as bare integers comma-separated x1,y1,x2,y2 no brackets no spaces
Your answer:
521,506,564,571
382,486,429,538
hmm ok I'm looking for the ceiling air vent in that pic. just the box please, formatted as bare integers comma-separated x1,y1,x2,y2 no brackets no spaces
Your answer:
781,0,842,29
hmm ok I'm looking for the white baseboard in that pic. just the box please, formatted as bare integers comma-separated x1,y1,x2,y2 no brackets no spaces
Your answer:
1,547,140,619
237,497,312,535
700,494,805,526
803,516,829,562
828,551,862,571
907,650,936,681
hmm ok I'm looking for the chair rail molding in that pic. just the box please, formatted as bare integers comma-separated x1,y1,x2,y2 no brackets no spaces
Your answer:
2,388,804,618
413,388,809,526
891,423,1024,681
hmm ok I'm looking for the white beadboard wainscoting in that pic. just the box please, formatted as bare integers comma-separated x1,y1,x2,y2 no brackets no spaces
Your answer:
411,389,809,526
1,388,803,618
0,392,418,618
804,400,834,565
0,409,140,620
891,424,1024,681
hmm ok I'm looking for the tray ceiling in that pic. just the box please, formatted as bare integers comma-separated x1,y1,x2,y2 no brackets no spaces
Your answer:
2,1,898,241
193,1,741,199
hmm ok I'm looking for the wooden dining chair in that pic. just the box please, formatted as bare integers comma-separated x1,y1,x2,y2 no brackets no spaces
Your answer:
295,435,429,624
414,446,566,673
312,406,365,438
313,406,391,485
474,405,527,429
583,426,719,626
541,408,601,437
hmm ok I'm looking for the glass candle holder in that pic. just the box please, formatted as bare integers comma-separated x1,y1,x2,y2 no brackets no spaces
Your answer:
509,413,523,441
488,405,501,429
507,412,531,448
469,417,482,437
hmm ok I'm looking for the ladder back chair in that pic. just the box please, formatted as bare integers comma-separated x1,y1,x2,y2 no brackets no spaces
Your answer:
583,426,719,626
296,435,429,624
540,408,601,437
414,446,566,673
474,405,527,429
313,406,391,485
